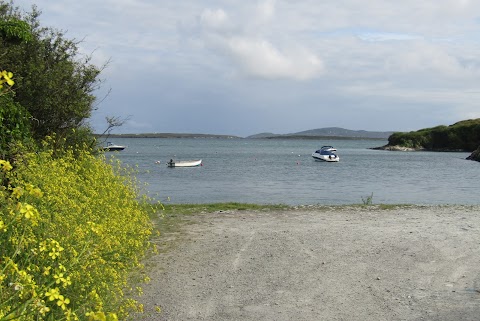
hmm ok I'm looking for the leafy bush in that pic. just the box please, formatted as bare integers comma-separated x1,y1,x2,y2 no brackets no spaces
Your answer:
0,94,33,158
387,119,480,151
0,145,155,320
0,2,103,151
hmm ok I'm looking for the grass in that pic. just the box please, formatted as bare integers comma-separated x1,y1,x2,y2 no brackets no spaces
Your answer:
361,193,374,205
149,202,416,238
161,202,288,215
148,201,424,239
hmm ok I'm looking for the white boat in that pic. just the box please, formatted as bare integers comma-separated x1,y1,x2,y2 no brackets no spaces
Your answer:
167,159,202,167
312,146,339,162
102,142,126,151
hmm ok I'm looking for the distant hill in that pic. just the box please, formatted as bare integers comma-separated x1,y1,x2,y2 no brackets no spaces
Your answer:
247,132,281,139
247,127,393,139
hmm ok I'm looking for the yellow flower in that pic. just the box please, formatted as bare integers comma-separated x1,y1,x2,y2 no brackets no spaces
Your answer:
86,311,107,321
0,70,14,88
107,313,118,321
48,239,64,260
49,247,61,259
39,305,51,315
11,186,24,199
19,203,38,219
54,272,64,284
43,266,51,276
33,298,51,316
64,308,79,321
45,287,60,301
39,241,48,252
25,184,43,198
54,272,72,287
0,159,13,171
56,294,70,310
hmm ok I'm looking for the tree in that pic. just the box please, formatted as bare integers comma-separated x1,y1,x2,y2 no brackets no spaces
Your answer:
0,9,34,158
0,1,103,151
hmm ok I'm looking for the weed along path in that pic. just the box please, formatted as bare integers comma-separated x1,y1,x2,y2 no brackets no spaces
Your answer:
137,205,480,321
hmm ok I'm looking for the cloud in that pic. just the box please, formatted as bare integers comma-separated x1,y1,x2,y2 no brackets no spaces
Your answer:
383,41,476,78
256,0,275,22
358,31,422,42
197,1,324,80
224,37,323,80
200,8,229,30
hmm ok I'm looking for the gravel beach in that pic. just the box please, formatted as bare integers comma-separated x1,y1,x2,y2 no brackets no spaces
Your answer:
138,205,480,321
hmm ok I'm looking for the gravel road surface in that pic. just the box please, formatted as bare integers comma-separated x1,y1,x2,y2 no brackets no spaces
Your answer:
138,205,480,321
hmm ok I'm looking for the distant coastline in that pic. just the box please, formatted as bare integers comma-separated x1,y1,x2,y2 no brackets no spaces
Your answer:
250,135,386,141
95,133,240,139
96,127,392,140
95,133,387,140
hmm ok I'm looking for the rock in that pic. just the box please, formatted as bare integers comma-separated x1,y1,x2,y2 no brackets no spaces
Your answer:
370,145,421,152
466,146,480,162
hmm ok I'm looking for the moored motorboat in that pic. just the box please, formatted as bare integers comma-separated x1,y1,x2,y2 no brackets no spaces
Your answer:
102,142,126,151
167,159,202,167
312,146,339,162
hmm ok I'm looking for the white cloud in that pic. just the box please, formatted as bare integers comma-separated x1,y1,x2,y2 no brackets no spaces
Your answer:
196,0,324,80
256,0,276,22
200,8,229,30
384,41,475,78
225,37,323,80
358,32,422,42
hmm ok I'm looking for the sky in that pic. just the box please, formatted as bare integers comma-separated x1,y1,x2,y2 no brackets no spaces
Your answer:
12,0,480,137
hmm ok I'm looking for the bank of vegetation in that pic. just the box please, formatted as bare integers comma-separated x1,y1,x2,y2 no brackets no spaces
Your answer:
386,119,480,153
1,2,156,320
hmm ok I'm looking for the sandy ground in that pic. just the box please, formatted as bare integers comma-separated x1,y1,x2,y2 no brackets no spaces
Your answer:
137,205,480,321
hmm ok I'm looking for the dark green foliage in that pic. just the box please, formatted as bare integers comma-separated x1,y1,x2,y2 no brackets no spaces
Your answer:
0,1,103,153
388,119,480,151
0,93,33,158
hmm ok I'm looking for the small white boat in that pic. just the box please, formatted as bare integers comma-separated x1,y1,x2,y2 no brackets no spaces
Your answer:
102,142,126,151
167,159,202,167
312,146,339,162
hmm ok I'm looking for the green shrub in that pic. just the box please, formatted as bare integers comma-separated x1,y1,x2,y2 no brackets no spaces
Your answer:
387,119,480,151
0,94,33,159
0,145,155,320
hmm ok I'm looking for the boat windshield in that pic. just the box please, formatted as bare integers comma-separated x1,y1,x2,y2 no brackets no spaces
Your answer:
321,150,336,155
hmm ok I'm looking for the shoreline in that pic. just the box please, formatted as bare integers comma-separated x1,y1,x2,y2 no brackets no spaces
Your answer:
95,133,387,140
139,204,480,320
371,144,474,152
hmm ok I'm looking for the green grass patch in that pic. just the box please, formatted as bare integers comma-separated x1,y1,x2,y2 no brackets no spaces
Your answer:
160,202,288,215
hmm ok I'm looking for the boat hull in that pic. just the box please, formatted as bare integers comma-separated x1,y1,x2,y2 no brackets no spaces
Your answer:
102,146,125,151
102,142,126,151
312,153,339,162
167,159,202,167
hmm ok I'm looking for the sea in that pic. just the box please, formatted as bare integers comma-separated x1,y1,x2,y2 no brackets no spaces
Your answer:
105,137,478,206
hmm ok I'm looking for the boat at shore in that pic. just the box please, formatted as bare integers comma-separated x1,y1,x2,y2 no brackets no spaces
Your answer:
167,159,202,167
102,142,126,151
312,146,339,162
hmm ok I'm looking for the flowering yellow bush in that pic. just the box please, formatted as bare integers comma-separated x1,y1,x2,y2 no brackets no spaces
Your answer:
0,146,155,320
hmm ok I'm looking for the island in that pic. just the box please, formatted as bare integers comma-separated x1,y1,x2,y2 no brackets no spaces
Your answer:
373,119,480,161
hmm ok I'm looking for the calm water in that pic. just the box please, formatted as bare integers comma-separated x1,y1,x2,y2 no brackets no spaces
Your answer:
106,138,478,205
